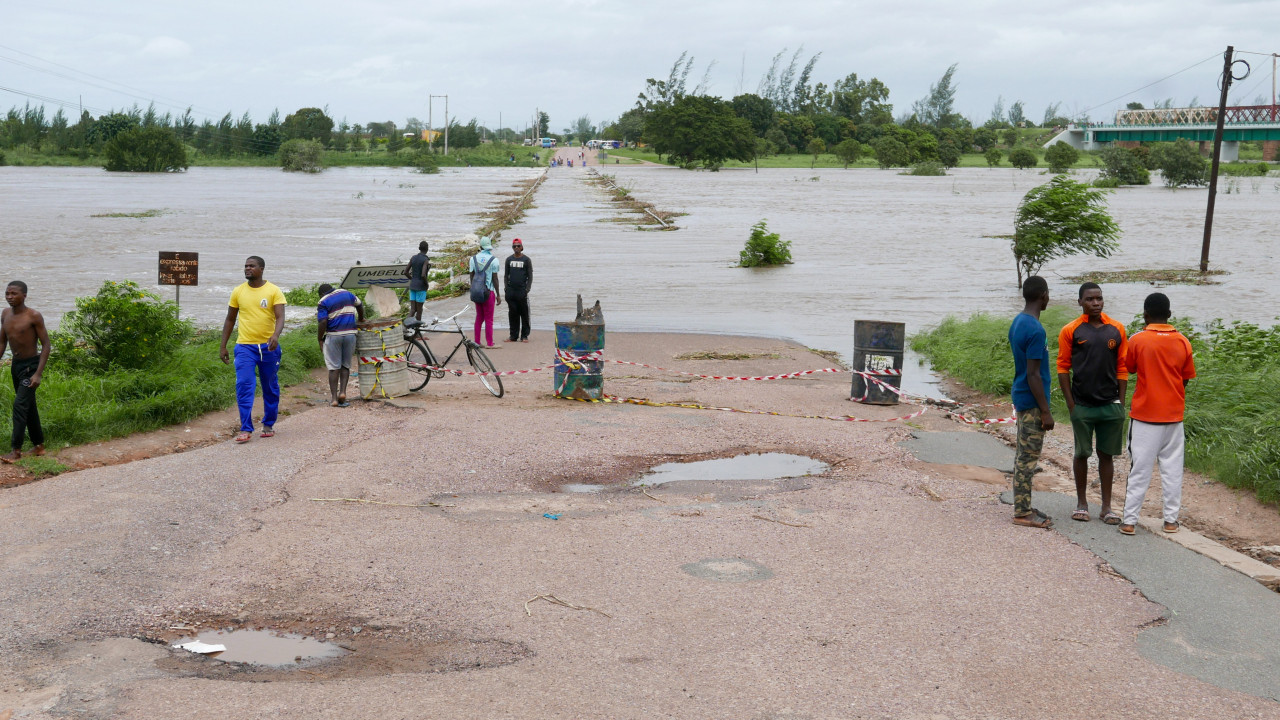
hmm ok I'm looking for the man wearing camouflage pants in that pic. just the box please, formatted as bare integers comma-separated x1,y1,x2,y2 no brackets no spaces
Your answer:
1007,276,1055,529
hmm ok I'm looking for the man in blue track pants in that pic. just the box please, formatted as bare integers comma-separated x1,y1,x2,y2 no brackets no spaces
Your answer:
219,256,286,444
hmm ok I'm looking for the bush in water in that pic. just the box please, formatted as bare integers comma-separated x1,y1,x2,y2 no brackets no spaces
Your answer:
738,220,792,268
1045,142,1079,173
103,127,188,172
279,138,324,173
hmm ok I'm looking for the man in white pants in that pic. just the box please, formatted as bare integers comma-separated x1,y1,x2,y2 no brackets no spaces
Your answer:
1119,293,1196,536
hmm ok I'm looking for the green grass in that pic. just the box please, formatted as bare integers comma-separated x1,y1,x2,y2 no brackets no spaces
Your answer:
0,325,323,451
16,455,69,477
912,309,1280,506
90,209,166,218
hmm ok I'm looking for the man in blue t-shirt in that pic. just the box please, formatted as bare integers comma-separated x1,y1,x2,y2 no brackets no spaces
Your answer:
316,283,364,407
1007,275,1056,529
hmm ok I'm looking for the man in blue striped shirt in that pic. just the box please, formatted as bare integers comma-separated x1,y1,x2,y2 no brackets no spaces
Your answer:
317,283,364,407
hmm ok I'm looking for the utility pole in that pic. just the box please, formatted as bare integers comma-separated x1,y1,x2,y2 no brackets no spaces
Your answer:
443,95,449,156
1202,46,1242,272
429,94,448,153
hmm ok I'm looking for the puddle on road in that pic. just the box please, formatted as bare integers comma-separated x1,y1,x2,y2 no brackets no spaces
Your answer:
189,629,347,666
562,483,605,493
635,453,827,486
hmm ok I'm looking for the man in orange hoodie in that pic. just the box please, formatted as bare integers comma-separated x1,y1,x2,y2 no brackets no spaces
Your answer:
1058,282,1128,525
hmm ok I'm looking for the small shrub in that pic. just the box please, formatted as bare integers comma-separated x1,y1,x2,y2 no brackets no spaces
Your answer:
906,160,946,176
284,283,323,306
1152,139,1208,187
1092,176,1121,188
738,219,792,268
413,150,440,174
1045,142,1080,173
984,148,1003,167
279,139,324,173
0,150,6,166
833,139,862,168
1008,147,1037,169
55,280,192,371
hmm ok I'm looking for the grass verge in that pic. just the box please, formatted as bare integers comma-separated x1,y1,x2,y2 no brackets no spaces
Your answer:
912,308,1280,506
1064,268,1228,286
0,325,323,451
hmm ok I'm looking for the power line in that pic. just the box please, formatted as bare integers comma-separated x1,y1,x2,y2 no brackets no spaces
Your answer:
1074,52,1221,119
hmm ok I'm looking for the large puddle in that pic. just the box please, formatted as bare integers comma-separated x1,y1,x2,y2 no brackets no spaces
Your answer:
179,628,347,666
635,453,828,486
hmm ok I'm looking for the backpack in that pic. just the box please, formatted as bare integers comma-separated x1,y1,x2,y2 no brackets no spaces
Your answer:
469,255,496,303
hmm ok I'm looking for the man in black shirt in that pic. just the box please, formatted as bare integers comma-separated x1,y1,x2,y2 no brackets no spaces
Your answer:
403,241,431,321
504,238,533,342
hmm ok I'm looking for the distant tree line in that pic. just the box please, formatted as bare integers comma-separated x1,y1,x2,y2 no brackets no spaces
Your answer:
600,51,1086,170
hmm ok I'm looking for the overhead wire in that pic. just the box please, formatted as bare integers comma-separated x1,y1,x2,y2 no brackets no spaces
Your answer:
1072,52,1221,119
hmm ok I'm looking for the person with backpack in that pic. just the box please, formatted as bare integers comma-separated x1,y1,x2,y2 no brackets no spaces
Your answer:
504,238,533,343
469,236,501,348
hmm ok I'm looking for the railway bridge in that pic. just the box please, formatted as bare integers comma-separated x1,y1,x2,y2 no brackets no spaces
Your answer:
1047,105,1280,161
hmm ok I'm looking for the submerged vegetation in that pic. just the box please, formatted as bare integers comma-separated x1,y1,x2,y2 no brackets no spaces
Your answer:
912,309,1280,505
738,220,792,267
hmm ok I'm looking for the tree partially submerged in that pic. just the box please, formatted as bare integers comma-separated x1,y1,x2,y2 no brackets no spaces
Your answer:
279,138,324,173
1044,142,1079,173
1010,175,1120,288
1151,139,1208,187
103,127,188,172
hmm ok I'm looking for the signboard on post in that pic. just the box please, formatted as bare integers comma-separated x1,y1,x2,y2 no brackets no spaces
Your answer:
158,252,198,314
339,264,409,290
158,252,199,286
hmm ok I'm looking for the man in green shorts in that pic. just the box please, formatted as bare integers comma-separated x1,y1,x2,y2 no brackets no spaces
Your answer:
1056,282,1128,524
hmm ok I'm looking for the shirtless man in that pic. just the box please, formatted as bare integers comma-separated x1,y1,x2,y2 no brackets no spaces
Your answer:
0,281,50,463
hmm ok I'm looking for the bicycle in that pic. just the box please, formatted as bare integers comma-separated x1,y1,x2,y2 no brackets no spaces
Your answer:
402,304,504,398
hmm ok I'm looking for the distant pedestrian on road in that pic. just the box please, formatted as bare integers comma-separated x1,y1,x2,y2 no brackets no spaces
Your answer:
1008,275,1055,529
0,281,50,463
316,283,364,407
220,256,286,444
469,236,501,349
1057,282,1128,525
404,240,431,321
504,238,533,343
1119,293,1196,536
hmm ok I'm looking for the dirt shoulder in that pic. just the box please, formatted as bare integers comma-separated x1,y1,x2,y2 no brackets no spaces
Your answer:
2,331,1277,719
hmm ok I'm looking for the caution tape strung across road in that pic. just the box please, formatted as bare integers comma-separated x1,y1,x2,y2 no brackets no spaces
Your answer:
559,394,930,424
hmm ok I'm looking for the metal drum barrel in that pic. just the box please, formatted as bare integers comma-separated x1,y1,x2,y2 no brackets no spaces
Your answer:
356,318,410,399
850,320,905,406
554,321,605,400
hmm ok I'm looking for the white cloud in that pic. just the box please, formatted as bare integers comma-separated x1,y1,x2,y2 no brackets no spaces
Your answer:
139,36,192,60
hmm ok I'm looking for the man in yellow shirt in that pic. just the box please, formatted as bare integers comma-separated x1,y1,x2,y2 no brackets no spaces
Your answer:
219,256,286,443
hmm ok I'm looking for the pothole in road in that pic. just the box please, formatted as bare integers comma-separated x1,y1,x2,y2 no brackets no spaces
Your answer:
147,614,530,682
176,629,346,666
635,453,828,487
561,483,606,493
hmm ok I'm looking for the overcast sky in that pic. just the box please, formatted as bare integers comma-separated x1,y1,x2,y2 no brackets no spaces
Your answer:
5,1,1279,133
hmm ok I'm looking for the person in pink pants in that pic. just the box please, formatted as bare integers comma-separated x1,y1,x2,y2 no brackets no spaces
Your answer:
469,236,502,348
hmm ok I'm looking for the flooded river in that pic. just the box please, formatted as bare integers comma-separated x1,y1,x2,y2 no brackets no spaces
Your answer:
2,164,1276,396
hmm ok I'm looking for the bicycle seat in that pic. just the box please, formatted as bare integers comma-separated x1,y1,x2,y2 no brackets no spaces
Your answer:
403,317,424,329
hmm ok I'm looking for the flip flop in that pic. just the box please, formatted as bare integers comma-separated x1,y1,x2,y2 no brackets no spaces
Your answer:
1013,510,1053,529
1071,509,1090,522
234,432,252,444
1102,511,1122,525
260,427,275,438
337,402,350,408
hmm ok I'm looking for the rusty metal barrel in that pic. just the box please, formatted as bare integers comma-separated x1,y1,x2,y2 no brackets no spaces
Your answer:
356,318,409,399
554,297,605,400
850,320,905,406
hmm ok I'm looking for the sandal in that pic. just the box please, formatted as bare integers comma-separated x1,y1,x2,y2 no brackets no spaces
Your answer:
1163,521,1180,534
1102,511,1121,525
1013,509,1054,529
1118,523,1136,535
234,432,252,444
260,427,275,438
1071,509,1090,522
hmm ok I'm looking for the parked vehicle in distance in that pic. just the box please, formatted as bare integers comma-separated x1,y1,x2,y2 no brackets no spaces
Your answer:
522,139,533,146
541,137,556,148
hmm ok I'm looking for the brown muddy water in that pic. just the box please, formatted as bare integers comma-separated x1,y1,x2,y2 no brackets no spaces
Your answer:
2,164,1277,396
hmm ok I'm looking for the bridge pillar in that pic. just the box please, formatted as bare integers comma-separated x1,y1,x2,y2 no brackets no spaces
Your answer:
1200,141,1240,162
1264,141,1279,162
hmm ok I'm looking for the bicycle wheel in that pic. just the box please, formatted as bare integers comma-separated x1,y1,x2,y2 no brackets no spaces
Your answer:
466,344,504,398
404,338,433,391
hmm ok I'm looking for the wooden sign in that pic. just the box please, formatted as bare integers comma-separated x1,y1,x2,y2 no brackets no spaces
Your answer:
158,252,199,286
